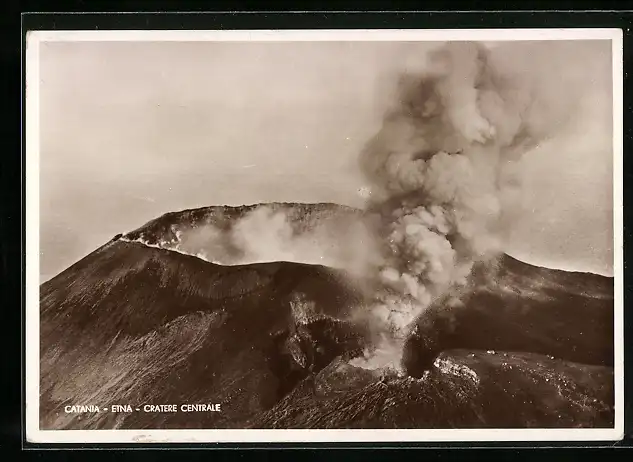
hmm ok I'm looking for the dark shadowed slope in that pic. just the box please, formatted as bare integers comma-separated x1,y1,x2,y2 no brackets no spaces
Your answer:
404,254,614,376
252,254,615,429
40,239,365,430
40,231,615,430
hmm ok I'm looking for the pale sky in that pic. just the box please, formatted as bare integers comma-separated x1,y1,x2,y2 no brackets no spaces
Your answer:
37,40,616,281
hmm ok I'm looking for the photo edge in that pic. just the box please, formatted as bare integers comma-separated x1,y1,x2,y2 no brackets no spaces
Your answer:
26,26,623,444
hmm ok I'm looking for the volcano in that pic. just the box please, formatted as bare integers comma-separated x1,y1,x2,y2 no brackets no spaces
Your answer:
39,203,615,430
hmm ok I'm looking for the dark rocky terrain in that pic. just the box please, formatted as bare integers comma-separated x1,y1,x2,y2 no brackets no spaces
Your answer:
251,351,613,429
39,203,615,430
403,254,614,377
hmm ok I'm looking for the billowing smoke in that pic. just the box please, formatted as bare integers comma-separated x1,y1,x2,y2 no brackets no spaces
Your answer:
350,41,597,373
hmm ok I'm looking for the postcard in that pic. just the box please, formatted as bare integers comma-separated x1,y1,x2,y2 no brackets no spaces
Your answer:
25,28,623,443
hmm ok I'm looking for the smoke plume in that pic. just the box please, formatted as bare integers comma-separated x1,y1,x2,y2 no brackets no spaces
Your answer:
350,41,595,373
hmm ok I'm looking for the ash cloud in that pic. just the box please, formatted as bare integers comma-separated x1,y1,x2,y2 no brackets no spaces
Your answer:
350,41,607,372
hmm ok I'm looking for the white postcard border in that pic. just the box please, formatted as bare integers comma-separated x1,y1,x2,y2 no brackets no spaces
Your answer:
24,27,625,444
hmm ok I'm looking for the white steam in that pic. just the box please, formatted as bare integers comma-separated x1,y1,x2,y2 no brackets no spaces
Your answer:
128,206,382,281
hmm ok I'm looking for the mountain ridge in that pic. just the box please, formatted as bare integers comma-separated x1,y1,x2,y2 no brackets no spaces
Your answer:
115,202,612,278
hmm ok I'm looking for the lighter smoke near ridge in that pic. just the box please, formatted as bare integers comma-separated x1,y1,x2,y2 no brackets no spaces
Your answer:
157,206,381,282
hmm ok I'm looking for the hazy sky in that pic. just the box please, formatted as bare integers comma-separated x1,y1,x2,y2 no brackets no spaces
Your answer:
37,40,616,281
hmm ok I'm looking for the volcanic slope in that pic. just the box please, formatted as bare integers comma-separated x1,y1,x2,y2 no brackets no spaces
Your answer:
40,239,366,430
403,254,614,376
40,204,615,430
252,257,614,429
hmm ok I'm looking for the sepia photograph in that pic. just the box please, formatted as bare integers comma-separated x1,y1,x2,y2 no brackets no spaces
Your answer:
25,29,623,443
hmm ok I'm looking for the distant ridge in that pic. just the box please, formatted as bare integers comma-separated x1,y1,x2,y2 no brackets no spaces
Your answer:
118,202,612,279
123,202,362,246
